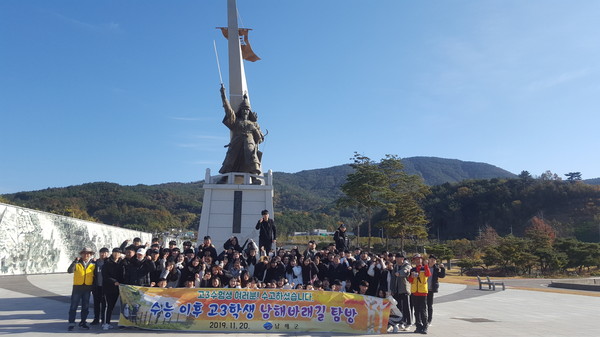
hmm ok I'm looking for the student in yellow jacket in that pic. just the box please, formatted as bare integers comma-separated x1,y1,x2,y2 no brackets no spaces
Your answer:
67,247,96,331
408,254,431,335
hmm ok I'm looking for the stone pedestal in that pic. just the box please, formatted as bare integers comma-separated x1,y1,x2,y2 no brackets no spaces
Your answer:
197,169,274,248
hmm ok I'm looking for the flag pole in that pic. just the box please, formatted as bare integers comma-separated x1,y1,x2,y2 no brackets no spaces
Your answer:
227,0,248,110
213,40,224,85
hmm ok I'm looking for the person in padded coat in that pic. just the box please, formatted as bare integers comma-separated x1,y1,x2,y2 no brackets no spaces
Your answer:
426,254,446,325
123,248,155,286
101,248,124,330
264,258,285,284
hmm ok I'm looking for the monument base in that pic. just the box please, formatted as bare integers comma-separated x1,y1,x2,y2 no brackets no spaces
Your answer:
197,169,274,249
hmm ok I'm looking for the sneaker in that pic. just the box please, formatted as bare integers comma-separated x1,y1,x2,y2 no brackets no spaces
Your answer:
401,324,410,331
90,319,100,326
387,326,395,333
79,322,90,330
68,324,75,331
414,327,422,333
393,324,400,333
102,323,110,330
420,330,428,335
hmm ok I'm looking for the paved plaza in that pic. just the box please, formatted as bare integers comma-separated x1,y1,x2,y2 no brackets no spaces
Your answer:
1,273,598,336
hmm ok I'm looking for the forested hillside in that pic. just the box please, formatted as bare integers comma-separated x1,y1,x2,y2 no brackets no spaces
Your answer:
424,175,600,242
402,157,516,185
3,182,204,232
585,178,600,185
2,157,598,243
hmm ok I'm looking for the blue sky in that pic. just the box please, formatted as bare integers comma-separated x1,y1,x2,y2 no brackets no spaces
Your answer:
1,0,599,194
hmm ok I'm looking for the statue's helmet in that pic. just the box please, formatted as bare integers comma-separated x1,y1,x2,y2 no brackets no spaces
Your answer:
239,93,251,111
237,93,256,120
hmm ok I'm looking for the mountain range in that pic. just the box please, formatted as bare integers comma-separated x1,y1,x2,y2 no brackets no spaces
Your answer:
2,156,598,240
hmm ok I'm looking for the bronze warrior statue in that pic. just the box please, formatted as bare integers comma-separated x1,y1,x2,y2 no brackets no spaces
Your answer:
218,85,264,176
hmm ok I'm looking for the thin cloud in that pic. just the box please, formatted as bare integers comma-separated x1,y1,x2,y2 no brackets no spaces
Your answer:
169,116,209,121
111,87,127,94
191,135,228,141
106,22,120,31
176,143,205,149
527,68,593,91
175,143,224,151
43,8,120,33
189,160,220,166
173,134,228,149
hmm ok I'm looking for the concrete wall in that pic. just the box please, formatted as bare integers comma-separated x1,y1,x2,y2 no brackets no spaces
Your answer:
0,202,152,275
548,279,600,292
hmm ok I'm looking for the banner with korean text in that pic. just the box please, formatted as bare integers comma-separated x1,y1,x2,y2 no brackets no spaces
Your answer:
118,286,392,334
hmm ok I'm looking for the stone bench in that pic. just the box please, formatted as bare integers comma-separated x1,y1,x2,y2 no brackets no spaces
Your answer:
477,275,505,291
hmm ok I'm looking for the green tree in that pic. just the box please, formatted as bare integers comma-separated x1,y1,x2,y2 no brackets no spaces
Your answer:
456,258,482,276
425,244,454,265
339,153,430,249
446,239,476,259
482,246,502,268
540,170,562,181
555,238,600,273
491,235,530,275
378,155,430,250
533,247,566,275
518,170,533,181
338,153,387,248
564,172,582,182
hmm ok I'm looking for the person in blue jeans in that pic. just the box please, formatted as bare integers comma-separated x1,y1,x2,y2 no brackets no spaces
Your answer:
67,247,96,331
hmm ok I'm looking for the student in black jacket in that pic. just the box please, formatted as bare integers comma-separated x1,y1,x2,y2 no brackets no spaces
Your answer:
426,254,446,325
223,236,243,252
180,257,203,287
101,248,124,330
333,224,350,252
123,248,155,286
255,210,276,253
197,236,218,261
91,247,110,326
264,259,285,284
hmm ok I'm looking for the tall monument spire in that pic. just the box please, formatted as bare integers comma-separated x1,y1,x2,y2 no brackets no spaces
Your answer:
227,0,249,112
198,0,273,260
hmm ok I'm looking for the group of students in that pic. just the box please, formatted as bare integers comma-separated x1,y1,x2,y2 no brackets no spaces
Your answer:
67,230,445,334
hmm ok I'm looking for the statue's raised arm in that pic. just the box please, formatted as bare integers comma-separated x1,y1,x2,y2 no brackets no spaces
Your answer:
220,84,235,127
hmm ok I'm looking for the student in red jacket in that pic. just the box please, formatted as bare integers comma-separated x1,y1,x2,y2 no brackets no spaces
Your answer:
408,254,431,334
